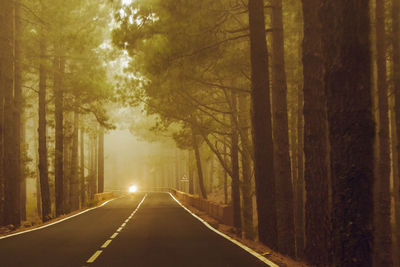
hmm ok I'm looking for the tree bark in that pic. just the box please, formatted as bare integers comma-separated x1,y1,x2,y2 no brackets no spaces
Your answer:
191,129,207,199
14,0,25,222
230,93,241,232
38,29,51,222
223,139,228,204
80,127,85,206
248,0,277,248
301,0,331,265
0,0,5,226
321,1,374,266
70,112,80,211
295,80,305,259
374,0,393,265
188,150,194,194
54,53,65,216
271,0,295,257
238,93,254,239
392,0,400,263
98,126,104,193
3,0,21,227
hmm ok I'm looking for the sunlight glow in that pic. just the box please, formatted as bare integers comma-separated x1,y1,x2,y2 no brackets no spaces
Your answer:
129,185,138,193
121,0,133,5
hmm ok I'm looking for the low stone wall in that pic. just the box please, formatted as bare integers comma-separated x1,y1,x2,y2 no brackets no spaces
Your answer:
170,189,233,227
93,192,114,203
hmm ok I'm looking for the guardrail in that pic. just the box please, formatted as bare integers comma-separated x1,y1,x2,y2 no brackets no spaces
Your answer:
170,189,234,227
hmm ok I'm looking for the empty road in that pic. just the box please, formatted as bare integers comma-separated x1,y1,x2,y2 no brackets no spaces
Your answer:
0,192,272,267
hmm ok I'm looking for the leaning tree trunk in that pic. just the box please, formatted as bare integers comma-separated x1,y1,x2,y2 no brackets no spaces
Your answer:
248,0,278,249
374,1,393,265
38,29,51,222
191,129,207,199
321,1,374,266
271,0,295,257
301,0,331,265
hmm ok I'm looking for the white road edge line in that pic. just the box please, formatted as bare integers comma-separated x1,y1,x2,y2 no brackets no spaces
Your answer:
87,250,103,263
168,193,279,267
0,198,117,240
101,240,112,249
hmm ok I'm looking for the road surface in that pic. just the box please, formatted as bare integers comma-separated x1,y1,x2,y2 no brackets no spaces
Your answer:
0,192,271,267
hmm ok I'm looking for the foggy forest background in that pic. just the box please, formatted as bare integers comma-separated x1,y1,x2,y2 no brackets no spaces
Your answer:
0,0,399,266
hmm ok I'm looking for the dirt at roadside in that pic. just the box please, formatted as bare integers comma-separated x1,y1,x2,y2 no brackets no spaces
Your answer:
179,201,311,267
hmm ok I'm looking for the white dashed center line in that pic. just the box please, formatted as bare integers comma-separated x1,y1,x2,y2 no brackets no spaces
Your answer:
110,233,118,239
85,194,147,264
101,240,112,249
87,250,102,263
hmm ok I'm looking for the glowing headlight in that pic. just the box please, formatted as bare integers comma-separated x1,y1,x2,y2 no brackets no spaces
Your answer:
129,185,138,193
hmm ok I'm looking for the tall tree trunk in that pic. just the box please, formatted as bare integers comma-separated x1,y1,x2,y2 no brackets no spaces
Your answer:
295,80,305,259
191,129,207,199
374,1,392,265
38,30,51,222
3,0,20,227
80,128,85,206
89,134,96,200
14,0,25,222
321,1,374,266
19,113,26,221
188,150,194,194
69,112,79,211
271,0,295,257
248,0,277,249
301,0,331,265
230,94,241,232
63,114,72,212
88,134,94,200
54,54,65,216
94,131,98,193
208,154,214,193
175,149,180,190
98,126,104,193
238,93,254,240
223,139,228,204
34,118,41,218
392,0,400,263
0,0,5,226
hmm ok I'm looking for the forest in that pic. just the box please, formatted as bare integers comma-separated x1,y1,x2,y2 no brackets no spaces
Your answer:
0,0,399,266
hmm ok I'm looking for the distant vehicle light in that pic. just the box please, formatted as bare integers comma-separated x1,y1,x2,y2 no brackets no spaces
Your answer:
129,185,138,193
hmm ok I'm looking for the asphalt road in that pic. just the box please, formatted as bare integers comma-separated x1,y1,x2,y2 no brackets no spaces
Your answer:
0,192,271,267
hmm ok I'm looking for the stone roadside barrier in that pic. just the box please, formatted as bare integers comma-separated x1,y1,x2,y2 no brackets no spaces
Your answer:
170,189,234,227
94,192,114,204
